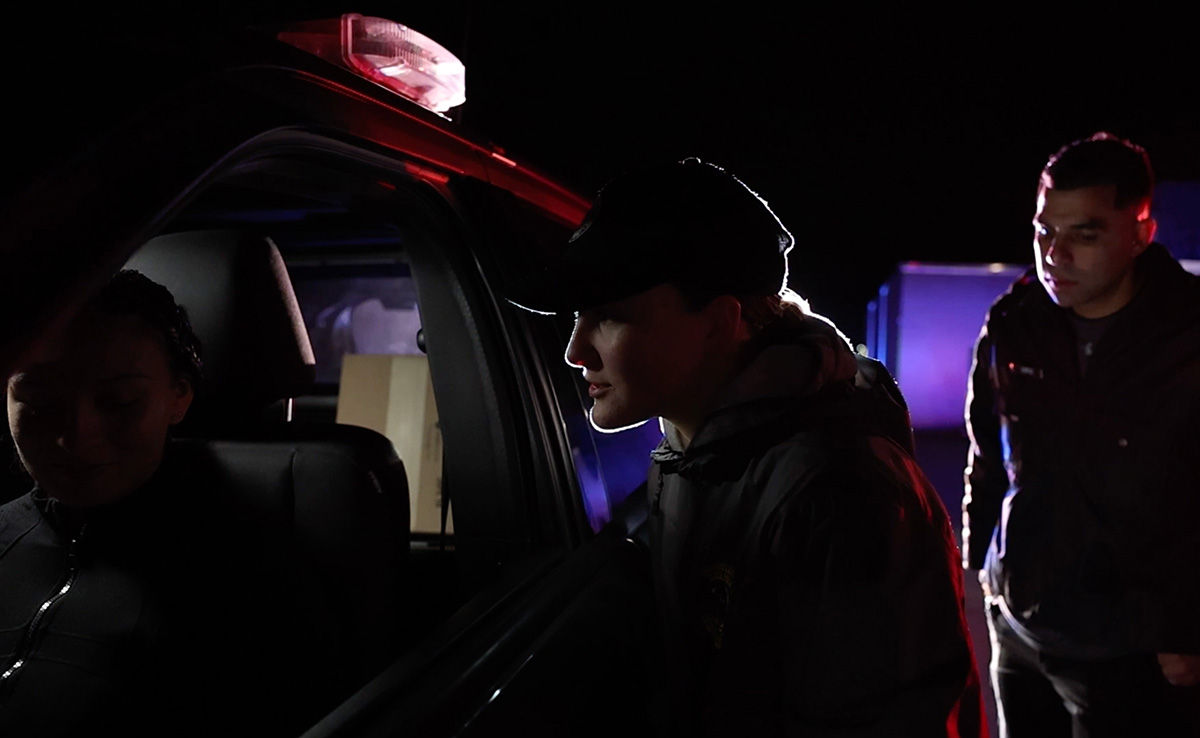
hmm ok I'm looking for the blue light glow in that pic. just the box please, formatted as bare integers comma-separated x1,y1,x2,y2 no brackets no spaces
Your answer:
564,411,662,532
866,263,1024,429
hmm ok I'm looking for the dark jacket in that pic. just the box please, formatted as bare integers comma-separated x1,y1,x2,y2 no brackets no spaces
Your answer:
963,243,1200,657
0,444,344,737
647,314,984,737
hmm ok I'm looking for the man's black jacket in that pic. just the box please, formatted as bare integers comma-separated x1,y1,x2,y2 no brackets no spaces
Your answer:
964,243,1200,657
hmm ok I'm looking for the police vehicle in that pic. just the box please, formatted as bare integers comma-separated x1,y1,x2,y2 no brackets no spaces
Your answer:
0,11,663,736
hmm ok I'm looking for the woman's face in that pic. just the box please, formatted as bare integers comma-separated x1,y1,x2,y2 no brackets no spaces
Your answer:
6,309,193,508
563,284,713,432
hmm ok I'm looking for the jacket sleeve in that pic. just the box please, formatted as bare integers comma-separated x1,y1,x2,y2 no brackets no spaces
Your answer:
962,315,1007,571
769,453,984,737
1150,423,1200,653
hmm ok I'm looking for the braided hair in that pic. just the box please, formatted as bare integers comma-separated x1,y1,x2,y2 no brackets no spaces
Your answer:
91,269,203,390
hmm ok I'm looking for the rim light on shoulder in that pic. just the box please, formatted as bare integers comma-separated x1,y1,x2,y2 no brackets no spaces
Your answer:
278,13,466,114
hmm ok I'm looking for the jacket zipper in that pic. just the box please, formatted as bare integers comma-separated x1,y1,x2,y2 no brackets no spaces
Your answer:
0,524,87,689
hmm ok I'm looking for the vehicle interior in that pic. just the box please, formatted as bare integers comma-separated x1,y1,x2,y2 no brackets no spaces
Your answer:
0,13,667,732
2,134,667,727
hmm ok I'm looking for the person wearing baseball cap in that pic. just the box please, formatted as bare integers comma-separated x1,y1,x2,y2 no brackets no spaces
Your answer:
507,157,985,736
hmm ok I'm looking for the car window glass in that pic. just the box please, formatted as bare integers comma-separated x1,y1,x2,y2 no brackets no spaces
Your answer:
547,313,663,531
291,269,424,385
475,187,665,533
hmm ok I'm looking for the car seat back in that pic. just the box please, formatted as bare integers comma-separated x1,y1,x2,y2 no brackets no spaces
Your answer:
125,229,412,701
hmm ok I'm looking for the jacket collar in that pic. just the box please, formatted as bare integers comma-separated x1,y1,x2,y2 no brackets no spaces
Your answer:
652,312,858,473
33,443,179,539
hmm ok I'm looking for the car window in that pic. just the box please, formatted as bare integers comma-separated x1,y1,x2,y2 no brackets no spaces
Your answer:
458,183,664,533
60,148,597,730
290,267,424,386
0,19,661,734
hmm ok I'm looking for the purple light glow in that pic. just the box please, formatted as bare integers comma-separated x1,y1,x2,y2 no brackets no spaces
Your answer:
866,259,1200,430
867,262,1024,430
565,412,662,532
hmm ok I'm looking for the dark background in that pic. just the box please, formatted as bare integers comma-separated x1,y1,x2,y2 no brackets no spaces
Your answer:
15,4,1200,342
391,6,1200,342
365,7,1200,342
10,10,1195,733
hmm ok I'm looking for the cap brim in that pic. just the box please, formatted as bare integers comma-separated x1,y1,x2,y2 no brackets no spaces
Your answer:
506,274,635,315
503,255,661,316
503,262,576,315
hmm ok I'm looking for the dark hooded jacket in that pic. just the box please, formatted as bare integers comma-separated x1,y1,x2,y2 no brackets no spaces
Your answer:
0,443,351,738
645,313,984,737
963,243,1200,658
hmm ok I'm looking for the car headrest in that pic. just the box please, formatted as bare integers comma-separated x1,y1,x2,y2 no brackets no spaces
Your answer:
126,230,316,431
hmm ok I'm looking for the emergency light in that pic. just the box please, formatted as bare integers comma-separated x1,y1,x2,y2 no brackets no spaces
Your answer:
277,14,466,114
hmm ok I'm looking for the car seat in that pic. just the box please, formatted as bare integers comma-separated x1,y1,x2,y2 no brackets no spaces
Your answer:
124,229,411,697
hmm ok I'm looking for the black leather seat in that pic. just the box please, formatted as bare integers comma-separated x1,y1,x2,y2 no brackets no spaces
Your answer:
124,229,411,696
125,228,318,433
174,435,407,682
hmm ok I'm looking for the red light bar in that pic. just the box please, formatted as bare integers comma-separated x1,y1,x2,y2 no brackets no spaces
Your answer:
279,14,466,114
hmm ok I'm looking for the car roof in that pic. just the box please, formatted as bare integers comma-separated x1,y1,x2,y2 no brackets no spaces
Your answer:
0,9,588,378
4,10,587,215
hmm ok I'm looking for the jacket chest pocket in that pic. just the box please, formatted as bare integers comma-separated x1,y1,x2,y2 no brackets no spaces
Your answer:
994,354,1049,434
695,562,737,650
994,349,1051,417
993,344,1081,478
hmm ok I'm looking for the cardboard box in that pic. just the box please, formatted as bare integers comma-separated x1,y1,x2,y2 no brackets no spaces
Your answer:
336,353,449,533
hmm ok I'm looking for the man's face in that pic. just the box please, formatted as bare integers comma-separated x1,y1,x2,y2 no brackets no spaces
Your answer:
1032,184,1153,318
564,284,712,431
7,309,193,507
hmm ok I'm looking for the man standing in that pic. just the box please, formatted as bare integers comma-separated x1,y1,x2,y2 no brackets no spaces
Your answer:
964,132,1200,736
509,157,984,737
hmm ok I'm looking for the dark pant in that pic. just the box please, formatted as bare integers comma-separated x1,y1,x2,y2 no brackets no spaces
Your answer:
986,603,1200,738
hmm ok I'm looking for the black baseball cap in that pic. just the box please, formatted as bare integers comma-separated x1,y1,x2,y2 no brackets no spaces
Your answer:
505,157,794,315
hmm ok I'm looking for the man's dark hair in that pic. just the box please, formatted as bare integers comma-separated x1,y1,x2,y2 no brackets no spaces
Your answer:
1040,131,1154,209
92,269,203,389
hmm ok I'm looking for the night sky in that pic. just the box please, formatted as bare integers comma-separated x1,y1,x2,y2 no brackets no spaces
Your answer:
17,5,1200,341
393,7,1200,340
